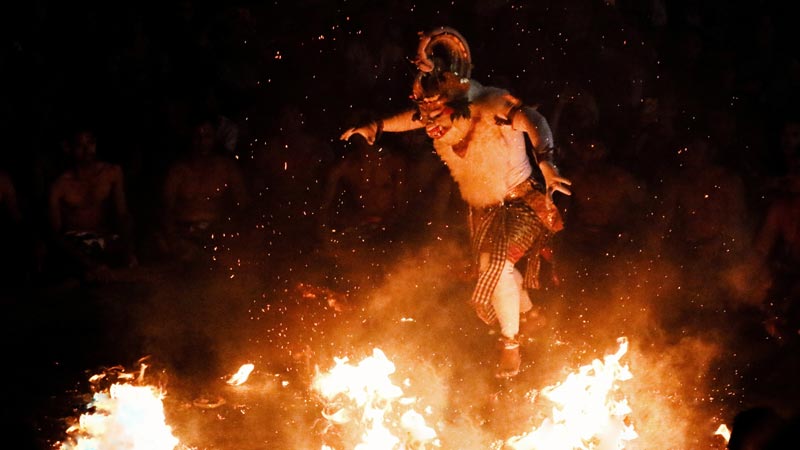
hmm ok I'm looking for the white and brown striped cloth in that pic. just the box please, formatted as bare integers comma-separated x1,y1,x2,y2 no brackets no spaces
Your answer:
469,198,550,325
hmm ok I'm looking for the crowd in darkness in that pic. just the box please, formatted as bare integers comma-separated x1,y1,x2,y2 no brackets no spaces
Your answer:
2,1,800,448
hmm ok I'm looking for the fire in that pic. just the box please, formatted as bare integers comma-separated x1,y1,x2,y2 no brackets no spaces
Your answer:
226,363,255,386
313,340,637,449
58,365,180,450
503,337,637,450
312,348,440,449
714,424,731,444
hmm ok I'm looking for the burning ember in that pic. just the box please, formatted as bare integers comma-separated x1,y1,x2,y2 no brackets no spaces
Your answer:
57,364,181,450
226,363,255,386
503,337,637,450
312,348,439,449
714,424,731,444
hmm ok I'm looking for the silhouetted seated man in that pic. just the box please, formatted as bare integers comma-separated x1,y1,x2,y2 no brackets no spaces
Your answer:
318,134,408,243
0,170,27,286
48,129,136,282
0,171,21,223
160,118,249,263
728,407,785,450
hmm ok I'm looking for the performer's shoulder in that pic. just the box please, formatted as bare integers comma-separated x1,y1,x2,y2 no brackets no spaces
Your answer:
469,80,508,101
468,80,523,117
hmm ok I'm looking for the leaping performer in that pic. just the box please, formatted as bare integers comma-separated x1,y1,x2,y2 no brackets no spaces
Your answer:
340,28,571,378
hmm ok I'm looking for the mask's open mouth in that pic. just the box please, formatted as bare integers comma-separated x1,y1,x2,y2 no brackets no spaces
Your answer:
426,124,450,139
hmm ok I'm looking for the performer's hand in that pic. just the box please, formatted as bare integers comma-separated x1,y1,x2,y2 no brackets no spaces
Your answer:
340,122,378,145
539,161,572,204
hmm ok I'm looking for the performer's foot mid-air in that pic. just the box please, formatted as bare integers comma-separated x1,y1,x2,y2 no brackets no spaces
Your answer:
340,27,571,378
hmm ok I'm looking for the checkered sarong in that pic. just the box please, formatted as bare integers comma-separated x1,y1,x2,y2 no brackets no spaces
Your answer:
469,199,549,325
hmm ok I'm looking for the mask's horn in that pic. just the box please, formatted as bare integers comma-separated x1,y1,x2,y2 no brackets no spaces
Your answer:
413,27,472,80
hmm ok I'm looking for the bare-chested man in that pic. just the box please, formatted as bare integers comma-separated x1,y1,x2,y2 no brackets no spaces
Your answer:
319,135,408,239
340,28,571,378
316,135,408,282
0,171,22,225
745,135,800,336
654,134,751,316
161,118,249,262
48,129,135,281
1,171,26,284
564,139,644,252
656,135,749,263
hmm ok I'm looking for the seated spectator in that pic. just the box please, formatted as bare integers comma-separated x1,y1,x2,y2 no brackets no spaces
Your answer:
160,117,249,263
653,133,752,314
720,119,800,338
623,93,678,182
777,118,800,177
764,414,799,450
250,104,334,254
398,129,464,236
741,172,800,338
0,170,27,287
561,138,645,254
318,134,408,240
0,170,22,226
550,84,600,151
728,407,785,450
315,134,409,287
47,129,136,282
251,104,333,194
655,134,749,265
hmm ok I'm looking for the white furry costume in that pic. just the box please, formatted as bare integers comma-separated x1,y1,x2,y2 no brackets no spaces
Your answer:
429,80,553,336
433,81,533,207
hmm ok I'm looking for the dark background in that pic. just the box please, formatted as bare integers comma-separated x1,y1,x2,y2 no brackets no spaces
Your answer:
2,0,800,203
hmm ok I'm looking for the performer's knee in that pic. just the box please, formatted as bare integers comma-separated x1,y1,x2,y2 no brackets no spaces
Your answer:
478,253,516,275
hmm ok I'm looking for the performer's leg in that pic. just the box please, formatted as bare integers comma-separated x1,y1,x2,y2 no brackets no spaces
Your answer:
492,260,521,338
480,254,523,378
515,267,533,314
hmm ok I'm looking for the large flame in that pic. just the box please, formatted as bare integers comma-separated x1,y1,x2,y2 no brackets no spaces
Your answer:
312,348,440,449
58,366,180,450
503,337,637,450
313,341,636,450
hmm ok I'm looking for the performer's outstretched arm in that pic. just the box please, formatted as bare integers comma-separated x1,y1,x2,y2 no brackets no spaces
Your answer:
340,109,423,144
512,107,572,200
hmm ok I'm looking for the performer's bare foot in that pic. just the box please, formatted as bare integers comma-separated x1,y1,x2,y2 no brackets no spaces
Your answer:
496,337,521,378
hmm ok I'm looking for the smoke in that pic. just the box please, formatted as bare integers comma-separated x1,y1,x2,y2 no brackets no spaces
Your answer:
275,229,732,449
98,212,738,449
542,239,731,449
626,337,723,449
